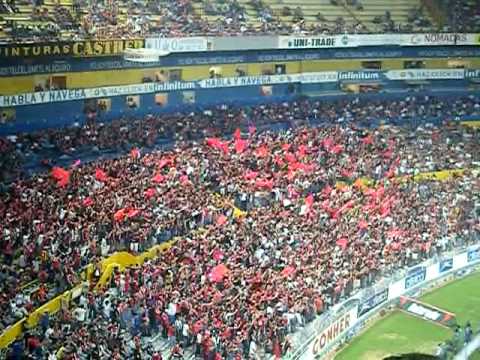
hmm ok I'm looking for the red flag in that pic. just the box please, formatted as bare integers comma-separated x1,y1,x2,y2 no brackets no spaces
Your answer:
233,128,241,140
380,195,396,217
330,144,344,154
216,214,228,226
281,266,296,277
95,169,108,182
127,209,140,218
284,152,296,164
380,206,391,218
144,188,156,199
158,158,172,170
82,197,94,207
336,238,348,250
114,209,126,222
130,148,140,159
208,264,229,283
287,169,296,181
305,194,314,209
255,178,273,190
57,177,69,187
234,139,248,154
206,137,221,148
51,167,70,187
254,145,268,158
297,144,308,158
152,174,165,183
244,170,259,180
218,141,230,156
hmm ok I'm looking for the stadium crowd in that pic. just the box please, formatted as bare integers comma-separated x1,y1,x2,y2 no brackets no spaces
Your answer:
3,0,479,42
2,94,480,182
1,94,479,358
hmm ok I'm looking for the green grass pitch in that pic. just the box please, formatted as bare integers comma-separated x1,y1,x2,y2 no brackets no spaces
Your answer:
335,271,480,360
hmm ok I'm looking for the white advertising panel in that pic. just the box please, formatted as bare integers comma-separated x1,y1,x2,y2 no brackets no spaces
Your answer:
145,37,208,53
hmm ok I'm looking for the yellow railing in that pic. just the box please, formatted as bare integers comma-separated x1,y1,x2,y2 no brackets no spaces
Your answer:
0,241,175,349
461,121,480,128
0,193,234,349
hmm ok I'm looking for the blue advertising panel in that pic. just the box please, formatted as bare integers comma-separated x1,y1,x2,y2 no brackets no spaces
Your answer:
357,288,389,317
439,258,453,273
467,248,480,263
2,46,480,76
405,266,427,289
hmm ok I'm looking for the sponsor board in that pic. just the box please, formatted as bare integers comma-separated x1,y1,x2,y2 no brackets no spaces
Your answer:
404,266,427,289
385,68,465,80
467,247,480,262
278,33,479,49
278,35,347,49
408,33,469,46
0,82,196,107
1,69,479,107
338,71,382,81
299,307,358,360
0,39,144,58
145,37,208,53
357,288,389,317
399,297,456,327
439,258,453,273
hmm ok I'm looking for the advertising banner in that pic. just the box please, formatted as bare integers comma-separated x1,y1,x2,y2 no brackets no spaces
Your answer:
1,69,478,107
300,307,358,360
404,266,427,289
278,35,348,49
277,33,479,50
145,37,209,53
467,247,480,263
357,288,389,317
399,296,457,327
465,69,480,79
0,39,144,59
385,68,465,81
439,258,453,273
198,72,338,89
406,33,471,46
338,70,383,82
0,82,196,107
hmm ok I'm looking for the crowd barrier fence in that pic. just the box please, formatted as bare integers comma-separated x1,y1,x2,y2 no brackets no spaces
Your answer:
286,243,480,360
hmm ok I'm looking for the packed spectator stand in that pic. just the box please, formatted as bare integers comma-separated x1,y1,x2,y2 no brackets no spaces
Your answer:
0,94,479,359
1,0,479,42
0,1,480,356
